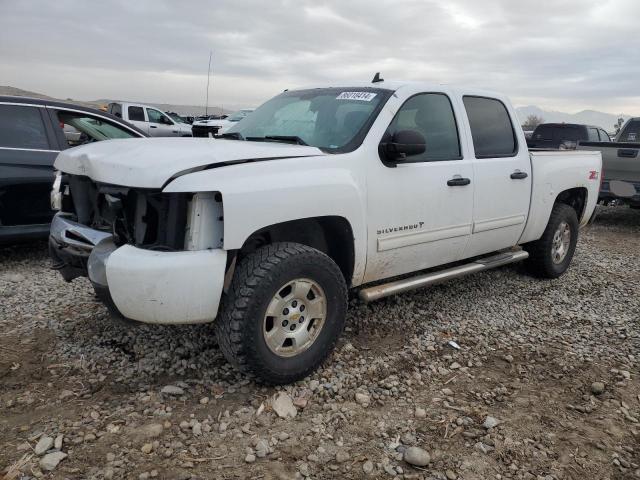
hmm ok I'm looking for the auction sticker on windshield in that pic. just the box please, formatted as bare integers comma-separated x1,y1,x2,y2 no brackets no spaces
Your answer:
336,92,377,101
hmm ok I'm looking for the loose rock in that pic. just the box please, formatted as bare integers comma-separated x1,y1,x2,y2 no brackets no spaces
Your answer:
34,435,54,455
403,446,430,466
272,392,297,418
483,416,501,429
160,385,184,395
591,382,606,395
39,451,67,471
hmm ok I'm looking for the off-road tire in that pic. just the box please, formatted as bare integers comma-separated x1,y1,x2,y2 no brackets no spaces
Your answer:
215,242,348,384
523,203,579,278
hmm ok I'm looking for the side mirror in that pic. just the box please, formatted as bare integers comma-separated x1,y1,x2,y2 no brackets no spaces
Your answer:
382,130,426,162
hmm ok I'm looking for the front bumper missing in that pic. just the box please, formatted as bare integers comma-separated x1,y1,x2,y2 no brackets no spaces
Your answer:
49,213,227,324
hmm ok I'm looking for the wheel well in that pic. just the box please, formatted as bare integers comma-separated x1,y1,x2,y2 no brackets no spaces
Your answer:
238,217,355,285
555,187,588,221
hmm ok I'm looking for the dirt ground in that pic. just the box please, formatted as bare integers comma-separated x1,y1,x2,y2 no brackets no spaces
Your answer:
1,206,639,480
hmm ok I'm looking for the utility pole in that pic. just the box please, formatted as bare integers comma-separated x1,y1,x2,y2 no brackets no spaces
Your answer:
205,51,212,116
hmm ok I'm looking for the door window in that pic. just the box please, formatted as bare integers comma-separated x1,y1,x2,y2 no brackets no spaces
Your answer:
383,93,461,162
463,96,517,158
109,103,122,118
618,120,640,142
0,105,50,149
598,129,610,142
147,108,172,125
587,127,599,142
56,111,139,147
533,125,553,141
128,106,145,122
553,126,582,143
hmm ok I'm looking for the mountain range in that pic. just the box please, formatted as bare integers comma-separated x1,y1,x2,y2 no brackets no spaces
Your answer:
515,105,632,131
1,86,634,130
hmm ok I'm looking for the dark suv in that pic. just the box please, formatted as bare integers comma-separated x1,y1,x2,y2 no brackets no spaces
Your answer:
527,123,610,150
0,96,147,243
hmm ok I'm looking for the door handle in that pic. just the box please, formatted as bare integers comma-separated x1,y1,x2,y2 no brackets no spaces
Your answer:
150,125,157,129
447,176,471,186
510,171,528,180
618,149,638,158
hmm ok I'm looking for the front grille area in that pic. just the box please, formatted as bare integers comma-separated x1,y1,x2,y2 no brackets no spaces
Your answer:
65,175,190,250
192,125,220,137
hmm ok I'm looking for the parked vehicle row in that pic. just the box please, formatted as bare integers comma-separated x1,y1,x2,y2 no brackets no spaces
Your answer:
0,96,147,243
191,109,254,137
48,80,601,383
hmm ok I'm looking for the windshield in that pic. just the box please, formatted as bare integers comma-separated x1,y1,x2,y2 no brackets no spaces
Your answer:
618,120,640,142
167,112,187,124
226,87,392,152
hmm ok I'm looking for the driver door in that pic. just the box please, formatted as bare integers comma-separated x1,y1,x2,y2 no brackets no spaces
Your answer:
364,92,474,282
146,108,179,137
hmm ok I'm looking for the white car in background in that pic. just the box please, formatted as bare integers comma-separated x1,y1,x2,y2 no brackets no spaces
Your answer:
191,109,254,137
107,102,192,137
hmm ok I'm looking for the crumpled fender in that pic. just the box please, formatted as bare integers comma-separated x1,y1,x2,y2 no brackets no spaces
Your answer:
163,153,367,285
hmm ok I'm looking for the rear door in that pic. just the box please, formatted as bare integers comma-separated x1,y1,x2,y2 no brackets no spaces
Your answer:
126,105,149,134
364,91,474,282
461,95,531,258
0,103,60,228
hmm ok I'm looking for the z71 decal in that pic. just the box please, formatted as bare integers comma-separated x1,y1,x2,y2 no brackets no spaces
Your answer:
377,222,425,235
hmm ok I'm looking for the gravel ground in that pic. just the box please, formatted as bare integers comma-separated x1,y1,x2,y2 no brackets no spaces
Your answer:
1,205,639,480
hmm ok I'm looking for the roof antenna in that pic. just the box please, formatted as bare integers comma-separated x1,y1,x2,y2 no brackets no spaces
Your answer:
371,72,383,83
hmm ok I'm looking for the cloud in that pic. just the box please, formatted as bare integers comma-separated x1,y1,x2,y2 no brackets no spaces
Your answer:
0,0,638,114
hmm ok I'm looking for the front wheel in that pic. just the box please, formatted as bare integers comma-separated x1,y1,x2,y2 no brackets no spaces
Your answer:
215,242,347,384
523,203,579,278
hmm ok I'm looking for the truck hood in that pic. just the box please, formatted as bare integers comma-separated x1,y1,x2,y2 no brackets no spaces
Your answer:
54,137,325,189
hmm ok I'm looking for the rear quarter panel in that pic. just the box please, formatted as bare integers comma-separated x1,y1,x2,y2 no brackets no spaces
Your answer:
519,150,601,244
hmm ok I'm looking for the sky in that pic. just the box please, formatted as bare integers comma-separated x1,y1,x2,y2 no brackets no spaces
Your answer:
1,0,639,115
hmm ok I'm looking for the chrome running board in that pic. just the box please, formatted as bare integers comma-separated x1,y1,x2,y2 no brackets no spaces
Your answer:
358,250,529,303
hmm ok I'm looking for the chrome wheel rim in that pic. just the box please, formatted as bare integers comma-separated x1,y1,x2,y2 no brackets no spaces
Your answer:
263,278,327,358
551,221,571,264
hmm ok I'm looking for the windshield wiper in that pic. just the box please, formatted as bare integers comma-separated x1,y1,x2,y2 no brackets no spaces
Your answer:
218,132,244,140
246,135,308,146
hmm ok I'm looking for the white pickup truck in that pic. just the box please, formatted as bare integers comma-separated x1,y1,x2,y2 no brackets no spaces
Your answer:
107,102,193,137
49,80,601,384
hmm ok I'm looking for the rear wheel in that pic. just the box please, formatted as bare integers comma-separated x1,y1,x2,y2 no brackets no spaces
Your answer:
215,242,347,384
523,203,579,278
